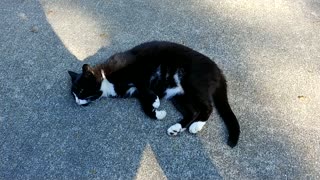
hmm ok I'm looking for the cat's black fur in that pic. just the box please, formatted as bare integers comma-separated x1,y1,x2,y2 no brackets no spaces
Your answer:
68,41,240,147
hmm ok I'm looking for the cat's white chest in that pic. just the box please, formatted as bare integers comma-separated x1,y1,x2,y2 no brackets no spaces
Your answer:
100,78,117,97
164,73,184,99
100,70,117,97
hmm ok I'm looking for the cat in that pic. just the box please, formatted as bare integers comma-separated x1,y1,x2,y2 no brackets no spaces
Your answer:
68,41,240,147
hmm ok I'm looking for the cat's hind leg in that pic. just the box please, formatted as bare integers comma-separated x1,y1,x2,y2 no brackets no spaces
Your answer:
188,100,213,134
169,91,214,135
189,93,213,134
168,95,200,135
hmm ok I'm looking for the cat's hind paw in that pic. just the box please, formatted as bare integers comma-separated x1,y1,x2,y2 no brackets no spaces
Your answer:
189,121,206,134
167,123,185,136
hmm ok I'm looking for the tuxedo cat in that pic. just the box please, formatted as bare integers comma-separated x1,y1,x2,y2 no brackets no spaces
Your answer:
68,41,240,147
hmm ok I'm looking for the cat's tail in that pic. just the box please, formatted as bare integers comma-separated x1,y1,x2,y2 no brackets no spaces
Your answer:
213,79,240,148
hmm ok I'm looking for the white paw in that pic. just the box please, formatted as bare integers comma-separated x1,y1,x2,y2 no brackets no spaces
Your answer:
167,123,186,136
155,110,166,120
189,121,206,134
126,87,137,96
152,96,160,108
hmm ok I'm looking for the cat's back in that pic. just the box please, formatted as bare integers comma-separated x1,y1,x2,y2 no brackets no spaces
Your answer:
129,41,216,66
130,41,198,57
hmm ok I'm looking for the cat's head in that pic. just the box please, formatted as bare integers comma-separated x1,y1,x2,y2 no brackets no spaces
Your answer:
68,64,103,106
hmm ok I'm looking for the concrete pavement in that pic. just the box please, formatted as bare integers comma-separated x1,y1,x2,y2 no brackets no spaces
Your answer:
0,0,320,179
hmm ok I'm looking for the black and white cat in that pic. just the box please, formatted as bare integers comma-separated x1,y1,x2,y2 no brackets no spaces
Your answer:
68,41,240,147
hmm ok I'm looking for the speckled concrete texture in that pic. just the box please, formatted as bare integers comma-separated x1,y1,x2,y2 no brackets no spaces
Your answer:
0,0,319,179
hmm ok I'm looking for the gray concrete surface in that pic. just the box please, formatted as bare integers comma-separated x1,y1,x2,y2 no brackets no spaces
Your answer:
1,0,320,179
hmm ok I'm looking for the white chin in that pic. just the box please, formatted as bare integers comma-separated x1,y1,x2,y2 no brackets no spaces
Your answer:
76,99,89,105
73,93,89,105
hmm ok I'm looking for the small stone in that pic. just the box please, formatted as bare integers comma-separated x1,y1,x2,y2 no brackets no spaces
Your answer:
99,33,108,38
18,13,28,21
298,95,307,100
30,26,39,33
89,169,97,174
47,10,54,15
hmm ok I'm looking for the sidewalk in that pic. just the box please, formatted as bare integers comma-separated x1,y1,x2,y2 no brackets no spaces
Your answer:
0,0,319,179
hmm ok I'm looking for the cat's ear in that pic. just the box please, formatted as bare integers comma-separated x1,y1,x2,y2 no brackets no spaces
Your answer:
82,64,94,75
82,64,91,72
68,71,79,82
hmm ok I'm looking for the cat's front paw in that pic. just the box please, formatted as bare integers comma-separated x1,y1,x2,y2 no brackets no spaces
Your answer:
155,110,166,120
167,123,185,136
152,96,160,109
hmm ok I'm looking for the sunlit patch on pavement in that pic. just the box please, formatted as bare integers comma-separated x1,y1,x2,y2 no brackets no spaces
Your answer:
40,1,110,61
